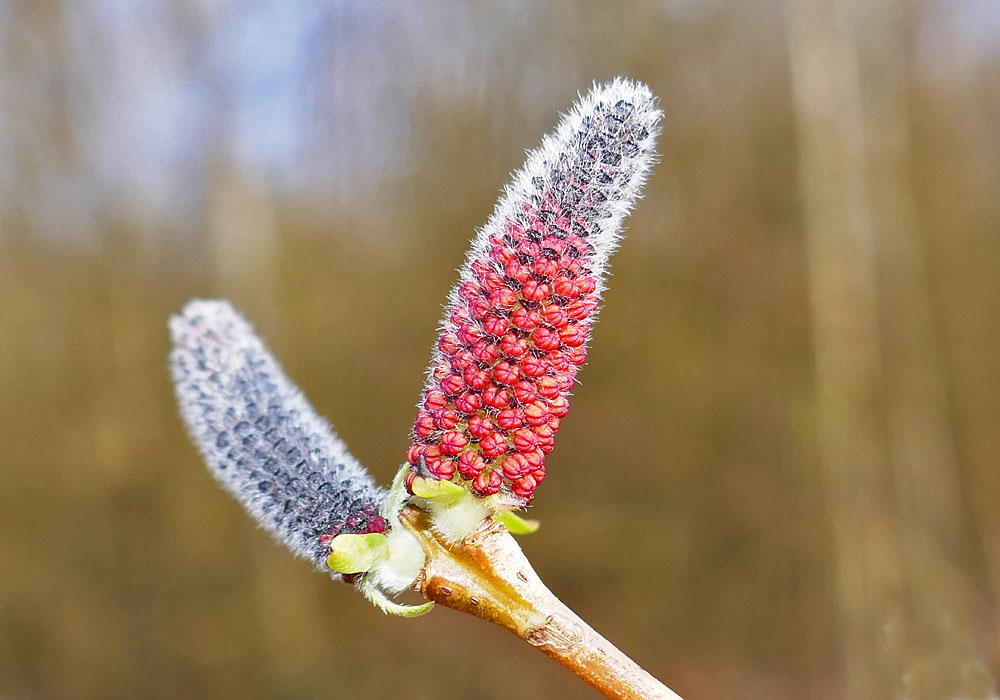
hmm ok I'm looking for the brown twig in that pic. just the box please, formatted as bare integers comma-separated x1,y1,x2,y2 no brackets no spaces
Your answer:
398,506,686,700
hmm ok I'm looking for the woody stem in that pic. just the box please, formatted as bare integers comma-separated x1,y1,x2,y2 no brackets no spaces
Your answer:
397,506,686,700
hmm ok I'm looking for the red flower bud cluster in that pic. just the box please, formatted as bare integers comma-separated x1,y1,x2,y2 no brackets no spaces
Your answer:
406,79,661,504
408,223,598,501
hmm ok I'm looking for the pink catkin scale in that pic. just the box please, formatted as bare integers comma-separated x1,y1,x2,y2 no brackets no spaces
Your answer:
407,78,661,506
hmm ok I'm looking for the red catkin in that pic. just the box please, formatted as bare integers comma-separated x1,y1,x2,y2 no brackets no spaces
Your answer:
406,79,661,503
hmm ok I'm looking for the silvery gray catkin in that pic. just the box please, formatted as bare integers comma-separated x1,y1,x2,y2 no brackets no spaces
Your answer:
169,300,387,574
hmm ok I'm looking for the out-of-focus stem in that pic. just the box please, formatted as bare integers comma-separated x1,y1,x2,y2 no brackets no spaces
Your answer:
397,507,684,700
783,4,899,696
784,1,990,697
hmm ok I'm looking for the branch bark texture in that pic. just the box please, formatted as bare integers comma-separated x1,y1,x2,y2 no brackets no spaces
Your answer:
398,507,685,700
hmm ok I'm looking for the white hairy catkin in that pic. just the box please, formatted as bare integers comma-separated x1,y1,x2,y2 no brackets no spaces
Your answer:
169,300,387,574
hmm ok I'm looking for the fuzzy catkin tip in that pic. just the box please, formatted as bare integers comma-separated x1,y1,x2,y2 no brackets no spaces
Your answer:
169,300,387,573
407,78,662,504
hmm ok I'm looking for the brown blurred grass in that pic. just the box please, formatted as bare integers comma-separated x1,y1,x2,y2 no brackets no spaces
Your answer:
1,1,999,698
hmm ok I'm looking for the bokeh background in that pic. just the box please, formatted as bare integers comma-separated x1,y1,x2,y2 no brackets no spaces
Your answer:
2,1,999,698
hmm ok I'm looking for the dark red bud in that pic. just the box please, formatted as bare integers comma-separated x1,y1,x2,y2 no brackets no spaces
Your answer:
502,453,530,480
532,327,561,351
552,275,575,297
511,306,541,331
424,390,448,411
546,350,570,372
454,391,482,414
407,444,424,465
533,258,560,279
512,380,537,404
450,350,476,372
512,428,536,453
521,279,551,303
523,448,544,468
463,367,490,391
472,341,501,364
489,288,519,309
554,372,575,393
542,305,569,328
483,315,509,337
536,376,560,399
482,271,506,292
469,298,492,320
471,469,501,496
467,414,493,438
457,451,486,479
440,373,465,396
564,299,590,321
458,323,483,345
565,345,588,365
482,384,511,409
441,431,469,455
493,361,519,385
458,281,480,301
414,412,436,438
480,432,508,459
532,423,554,439
433,458,457,479
496,408,523,430
504,261,531,283
500,333,529,358
490,245,516,266
523,401,549,426
433,409,459,430
548,395,569,418
367,515,388,533
520,355,546,378
559,324,587,347
439,332,462,355
512,474,537,498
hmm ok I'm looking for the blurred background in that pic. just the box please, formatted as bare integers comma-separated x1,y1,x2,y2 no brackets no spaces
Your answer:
1,1,998,698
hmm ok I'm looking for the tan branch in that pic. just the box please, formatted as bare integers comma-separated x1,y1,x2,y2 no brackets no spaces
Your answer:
398,506,685,700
